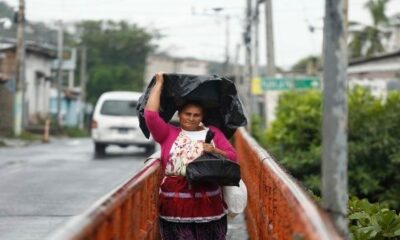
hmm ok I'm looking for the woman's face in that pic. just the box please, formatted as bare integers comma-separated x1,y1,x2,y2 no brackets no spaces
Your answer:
178,104,203,131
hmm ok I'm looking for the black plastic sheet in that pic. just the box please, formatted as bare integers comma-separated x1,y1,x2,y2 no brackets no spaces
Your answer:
137,73,248,139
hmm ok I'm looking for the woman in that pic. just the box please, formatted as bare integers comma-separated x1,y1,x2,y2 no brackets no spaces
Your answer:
144,72,237,240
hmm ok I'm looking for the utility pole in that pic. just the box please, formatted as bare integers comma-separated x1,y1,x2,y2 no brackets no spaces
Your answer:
252,0,262,119
322,0,348,237
253,0,261,79
13,0,25,136
79,46,87,130
56,21,64,127
234,43,241,84
223,15,230,75
264,0,276,126
234,43,247,109
265,0,275,76
244,0,253,121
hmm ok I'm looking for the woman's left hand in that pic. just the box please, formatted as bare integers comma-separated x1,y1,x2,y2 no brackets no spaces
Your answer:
203,143,215,153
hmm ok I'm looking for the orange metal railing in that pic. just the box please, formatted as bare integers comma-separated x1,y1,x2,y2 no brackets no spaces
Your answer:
235,128,343,240
47,128,344,240
47,158,161,240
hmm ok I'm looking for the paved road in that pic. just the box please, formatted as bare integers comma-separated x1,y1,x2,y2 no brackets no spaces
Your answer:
0,138,149,240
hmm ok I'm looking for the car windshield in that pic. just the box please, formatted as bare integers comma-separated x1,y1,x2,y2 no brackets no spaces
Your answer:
100,100,137,116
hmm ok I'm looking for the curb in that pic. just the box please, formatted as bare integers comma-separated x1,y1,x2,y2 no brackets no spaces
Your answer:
0,138,42,148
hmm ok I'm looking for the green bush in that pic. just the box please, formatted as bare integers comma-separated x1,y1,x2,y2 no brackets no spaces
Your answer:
349,197,400,240
62,127,89,138
19,131,41,141
258,88,400,209
263,90,323,193
254,88,400,239
251,114,268,143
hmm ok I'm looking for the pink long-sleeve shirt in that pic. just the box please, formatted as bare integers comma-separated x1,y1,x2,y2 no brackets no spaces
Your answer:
144,109,237,171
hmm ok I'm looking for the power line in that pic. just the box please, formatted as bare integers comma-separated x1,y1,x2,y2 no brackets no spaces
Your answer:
158,22,227,30
299,0,318,53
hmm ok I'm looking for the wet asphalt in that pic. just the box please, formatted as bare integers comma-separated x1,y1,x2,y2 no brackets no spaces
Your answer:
0,138,148,240
0,138,248,240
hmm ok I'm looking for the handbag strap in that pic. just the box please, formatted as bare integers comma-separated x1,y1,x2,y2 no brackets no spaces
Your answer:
205,129,215,143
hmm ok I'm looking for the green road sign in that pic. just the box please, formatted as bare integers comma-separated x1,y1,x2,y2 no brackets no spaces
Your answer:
261,77,321,91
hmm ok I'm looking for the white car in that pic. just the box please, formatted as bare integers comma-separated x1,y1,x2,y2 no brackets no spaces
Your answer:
91,91,155,155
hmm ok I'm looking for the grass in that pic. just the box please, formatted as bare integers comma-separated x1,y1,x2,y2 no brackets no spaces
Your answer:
1,126,89,143
0,130,41,147
3,130,41,141
62,127,89,138
17,131,41,141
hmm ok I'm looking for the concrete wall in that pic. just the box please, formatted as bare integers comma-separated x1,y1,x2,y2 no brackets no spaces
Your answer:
0,48,55,128
49,88,81,127
0,51,16,133
0,84,14,133
348,54,400,99
349,79,389,99
25,53,53,123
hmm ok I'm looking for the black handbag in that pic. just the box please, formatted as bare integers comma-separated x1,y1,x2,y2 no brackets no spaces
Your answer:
186,130,241,186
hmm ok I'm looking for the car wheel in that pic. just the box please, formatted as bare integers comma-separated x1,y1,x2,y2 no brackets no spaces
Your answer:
95,143,107,155
145,144,156,154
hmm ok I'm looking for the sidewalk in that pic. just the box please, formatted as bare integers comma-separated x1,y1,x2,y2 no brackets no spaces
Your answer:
0,138,30,148
0,137,41,148
227,213,248,240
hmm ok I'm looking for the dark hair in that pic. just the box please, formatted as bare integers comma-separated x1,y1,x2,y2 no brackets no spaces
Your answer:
177,100,204,114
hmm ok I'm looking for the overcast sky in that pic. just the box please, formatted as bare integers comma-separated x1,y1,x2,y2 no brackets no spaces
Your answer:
2,0,400,69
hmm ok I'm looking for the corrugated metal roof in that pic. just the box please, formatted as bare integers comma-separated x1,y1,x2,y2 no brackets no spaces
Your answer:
349,50,400,66
0,39,56,59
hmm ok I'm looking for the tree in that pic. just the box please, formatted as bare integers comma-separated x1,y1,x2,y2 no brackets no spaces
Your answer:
348,0,392,59
75,20,155,104
0,2,14,19
86,65,143,104
290,55,321,75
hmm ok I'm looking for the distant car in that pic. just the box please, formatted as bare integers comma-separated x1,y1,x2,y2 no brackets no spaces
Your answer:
91,91,155,155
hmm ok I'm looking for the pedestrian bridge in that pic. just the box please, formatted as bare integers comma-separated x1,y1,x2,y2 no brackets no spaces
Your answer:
47,128,343,240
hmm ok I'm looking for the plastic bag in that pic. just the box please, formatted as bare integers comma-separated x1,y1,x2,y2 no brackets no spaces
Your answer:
223,180,248,215
137,73,248,139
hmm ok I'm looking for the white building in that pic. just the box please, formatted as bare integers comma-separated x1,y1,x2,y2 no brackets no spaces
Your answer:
49,47,81,127
144,54,209,86
348,49,400,99
0,41,56,127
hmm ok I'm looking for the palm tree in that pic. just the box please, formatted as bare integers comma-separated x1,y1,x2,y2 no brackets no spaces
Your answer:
348,0,391,59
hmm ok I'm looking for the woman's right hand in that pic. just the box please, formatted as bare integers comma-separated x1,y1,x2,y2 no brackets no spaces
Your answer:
146,72,164,111
155,72,164,85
